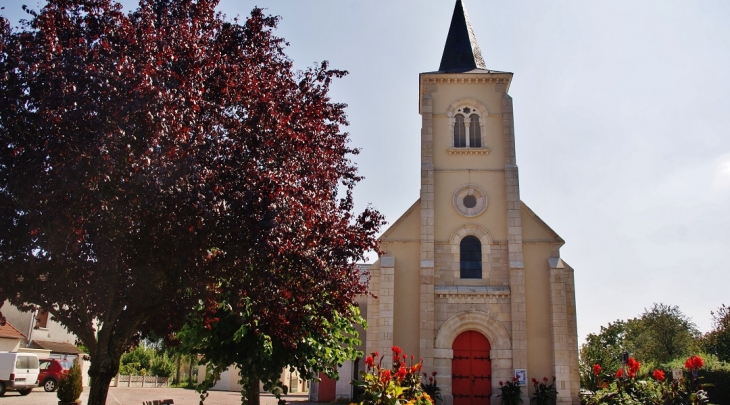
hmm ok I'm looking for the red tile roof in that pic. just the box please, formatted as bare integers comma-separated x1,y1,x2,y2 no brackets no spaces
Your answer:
30,340,83,355
0,321,27,340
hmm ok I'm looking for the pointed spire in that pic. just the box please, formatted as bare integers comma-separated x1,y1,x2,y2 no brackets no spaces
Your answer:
438,0,487,72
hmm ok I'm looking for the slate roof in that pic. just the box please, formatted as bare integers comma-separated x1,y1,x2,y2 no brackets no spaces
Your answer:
0,321,26,340
438,0,487,73
30,340,83,355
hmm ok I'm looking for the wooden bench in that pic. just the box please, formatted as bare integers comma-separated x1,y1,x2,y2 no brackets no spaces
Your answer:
142,400,174,405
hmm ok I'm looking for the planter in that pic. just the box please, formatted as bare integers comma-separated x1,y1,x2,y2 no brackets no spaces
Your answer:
58,401,81,405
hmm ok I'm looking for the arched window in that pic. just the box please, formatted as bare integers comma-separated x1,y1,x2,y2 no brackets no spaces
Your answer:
451,105,484,149
469,114,481,147
460,235,482,279
454,114,466,147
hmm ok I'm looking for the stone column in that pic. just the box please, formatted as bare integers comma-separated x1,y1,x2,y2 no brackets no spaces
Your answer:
365,263,381,358
378,256,395,368
420,91,436,369
502,91,527,397
548,258,579,405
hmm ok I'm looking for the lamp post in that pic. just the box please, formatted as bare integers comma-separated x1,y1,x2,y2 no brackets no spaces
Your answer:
621,351,629,382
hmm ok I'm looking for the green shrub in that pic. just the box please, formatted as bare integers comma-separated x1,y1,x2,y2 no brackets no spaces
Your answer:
700,368,730,404
150,352,176,377
118,345,176,376
57,364,83,403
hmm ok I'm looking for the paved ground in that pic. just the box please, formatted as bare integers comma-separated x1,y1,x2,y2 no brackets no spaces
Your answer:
0,387,318,405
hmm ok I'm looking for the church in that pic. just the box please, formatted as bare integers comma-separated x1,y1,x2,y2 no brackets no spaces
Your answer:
204,1,581,403
360,1,580,404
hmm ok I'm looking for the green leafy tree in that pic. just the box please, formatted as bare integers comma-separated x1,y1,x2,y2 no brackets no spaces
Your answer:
580,320,630,390
118,344,174,376
178,288,366,405
0,1,383,404
703,304,730,362
580,304,701,390
119,346,153,375
629,303,700,364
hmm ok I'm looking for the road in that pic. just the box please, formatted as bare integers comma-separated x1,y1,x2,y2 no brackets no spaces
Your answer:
0,387,318,405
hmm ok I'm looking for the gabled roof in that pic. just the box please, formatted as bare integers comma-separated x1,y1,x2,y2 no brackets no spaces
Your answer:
438,0,487,73
0,321,27,340
521,201,565,244
30,340,83,355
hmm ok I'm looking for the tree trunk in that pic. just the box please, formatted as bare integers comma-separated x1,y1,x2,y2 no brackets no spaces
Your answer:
174,355,182,385
86,350,121,405
187,357,192,385
245,381,260,405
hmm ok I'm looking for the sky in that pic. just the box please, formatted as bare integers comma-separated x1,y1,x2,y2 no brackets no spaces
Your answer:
2,0,730,346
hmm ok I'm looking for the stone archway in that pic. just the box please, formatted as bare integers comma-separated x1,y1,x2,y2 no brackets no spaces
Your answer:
434,311,512,405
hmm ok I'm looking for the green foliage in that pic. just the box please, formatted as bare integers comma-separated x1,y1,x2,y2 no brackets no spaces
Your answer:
581,321,630,391
57,364,83,403
118,345,176,377
420,372,442,403
628,304,700,364
497,378,522,405
531,376,558,405
180,292,366,405
583,356,710,405
699,368,730,404
702,304,730,363
580,303,701,390
353,348,433,405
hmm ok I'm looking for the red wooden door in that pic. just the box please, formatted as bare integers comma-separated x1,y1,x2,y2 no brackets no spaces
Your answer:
452,331,491,405
318,372,337,402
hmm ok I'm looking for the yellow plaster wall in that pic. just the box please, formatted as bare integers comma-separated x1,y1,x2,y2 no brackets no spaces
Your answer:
380,199,422,358
523,242,555,387
380,200,420,246
433,171,507,241
422,79,511,244
522,203,562,244
430,83,506,171
390,241,422,358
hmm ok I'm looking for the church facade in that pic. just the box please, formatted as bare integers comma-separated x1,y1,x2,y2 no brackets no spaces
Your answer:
362,1,580,404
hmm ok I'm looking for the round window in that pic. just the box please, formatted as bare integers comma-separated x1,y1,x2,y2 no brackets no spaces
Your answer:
452,185,488,217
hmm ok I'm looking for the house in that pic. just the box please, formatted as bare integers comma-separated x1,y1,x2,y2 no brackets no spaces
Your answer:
1,302,89,386
0,321,26,352
358,1,581,404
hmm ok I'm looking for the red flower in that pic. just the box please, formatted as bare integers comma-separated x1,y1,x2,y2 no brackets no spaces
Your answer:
391,346,402,356
374,351,379,358
616,368,624,378
684,355,704,370
592,364,601,376
543,377,548,382
397,365,407,381
653,369,665,382
627,357,640,375
410,366,418,374
499,381,504,386
365,356,374,368
532,378,538,383
380,369,391,384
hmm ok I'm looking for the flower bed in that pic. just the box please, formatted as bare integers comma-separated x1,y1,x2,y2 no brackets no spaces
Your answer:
584,355,709,404
352,347,436,405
